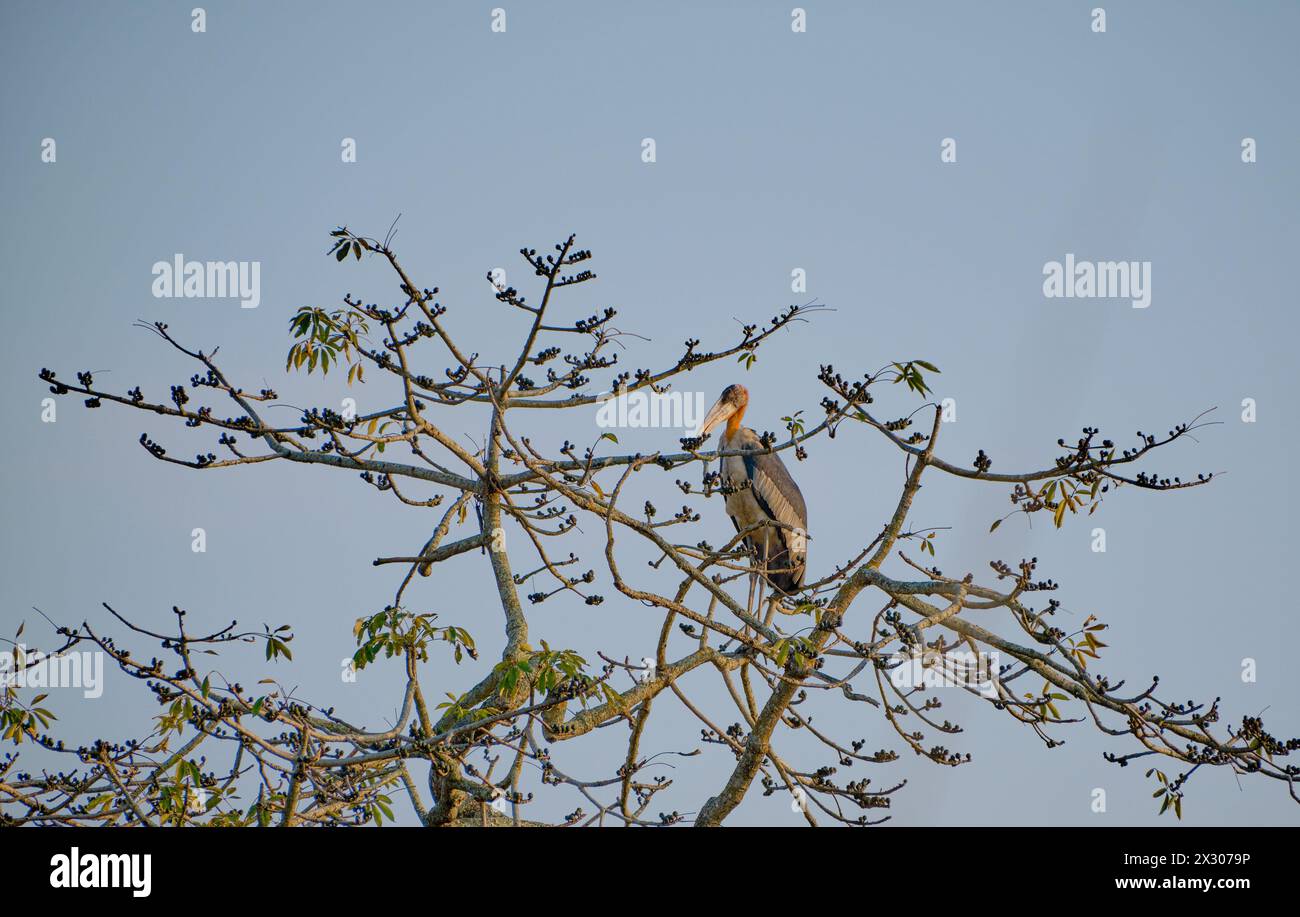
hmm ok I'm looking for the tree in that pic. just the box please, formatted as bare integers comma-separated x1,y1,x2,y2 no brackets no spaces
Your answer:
8,225,1297,827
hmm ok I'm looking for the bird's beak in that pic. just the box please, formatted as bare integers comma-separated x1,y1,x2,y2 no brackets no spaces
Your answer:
696,396,734,437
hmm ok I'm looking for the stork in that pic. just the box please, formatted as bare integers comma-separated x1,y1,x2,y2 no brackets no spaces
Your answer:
697,384,808,610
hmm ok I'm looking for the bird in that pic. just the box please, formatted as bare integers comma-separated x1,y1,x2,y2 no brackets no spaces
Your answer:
696,384,808,600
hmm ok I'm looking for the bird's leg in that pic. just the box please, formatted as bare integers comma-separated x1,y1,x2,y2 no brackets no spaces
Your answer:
746,570,759,629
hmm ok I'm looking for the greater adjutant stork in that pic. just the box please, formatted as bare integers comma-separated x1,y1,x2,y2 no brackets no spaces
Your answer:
697,384,808,598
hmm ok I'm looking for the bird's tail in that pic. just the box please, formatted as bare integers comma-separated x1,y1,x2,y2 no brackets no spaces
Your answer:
757,540,805,596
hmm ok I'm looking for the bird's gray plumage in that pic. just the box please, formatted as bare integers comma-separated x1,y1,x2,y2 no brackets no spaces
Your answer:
698,383,809,596
718,425,808,594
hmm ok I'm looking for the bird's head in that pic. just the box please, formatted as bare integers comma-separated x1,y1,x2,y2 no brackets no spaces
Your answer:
697,384,749,437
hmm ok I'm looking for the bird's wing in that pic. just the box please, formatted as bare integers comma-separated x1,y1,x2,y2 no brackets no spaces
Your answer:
742,449,808,562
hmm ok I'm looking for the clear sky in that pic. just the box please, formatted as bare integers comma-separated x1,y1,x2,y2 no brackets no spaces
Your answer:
3,0,1298,825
